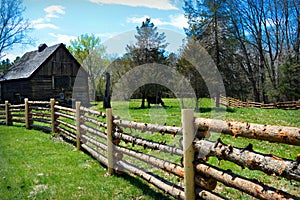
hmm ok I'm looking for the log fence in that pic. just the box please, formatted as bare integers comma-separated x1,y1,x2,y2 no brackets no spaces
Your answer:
0,98,299,199
219,96,300,110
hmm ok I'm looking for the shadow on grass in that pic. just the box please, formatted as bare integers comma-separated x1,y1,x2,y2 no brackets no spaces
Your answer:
118,173,174,200
130,105,236,113
198,107,236,113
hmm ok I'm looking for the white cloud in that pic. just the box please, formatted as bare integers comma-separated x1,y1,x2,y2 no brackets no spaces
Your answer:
127,14,188,29
49,33,77,45
89,0,178,10
44,5,66,21
31,5,65,30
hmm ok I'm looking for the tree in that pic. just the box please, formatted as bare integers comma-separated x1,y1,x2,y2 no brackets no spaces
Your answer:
126,18,169,108
183,0,248,101
0,0,31,59
228,0,300,102
68,34,110,101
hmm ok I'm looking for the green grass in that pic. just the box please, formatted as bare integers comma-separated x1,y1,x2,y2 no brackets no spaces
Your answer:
0,126,172,200
93,98,300,127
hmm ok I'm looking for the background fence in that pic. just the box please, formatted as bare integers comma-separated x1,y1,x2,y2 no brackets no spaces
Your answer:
0,98,299,199
219,96,300,110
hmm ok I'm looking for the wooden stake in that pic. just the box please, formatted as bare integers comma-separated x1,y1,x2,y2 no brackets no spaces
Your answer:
24,98,30,129
182,109,195,200
5,100,12,126
76,101,81,150
50,98,55,133
106,108,114,175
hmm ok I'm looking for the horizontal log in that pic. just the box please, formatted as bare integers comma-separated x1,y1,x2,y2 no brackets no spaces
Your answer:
194,118,300,146
81,144,108,166
80,106,106,118
28,101,50,104
117,160,185,199
54,105,76,113
55,111,75,120
195,162,300,200
57,126,76,139
9,104,25,108
31,106,50,111
81,135,106,150
113,119,183,136
56,119,76,131
80,124,107,139
32,118,51,124
81,115,107,128
10,108,25,112
194,139,300,181
113,131,183,156
195,188,227,200
31,112,51,118
115,144,217,191
81,134,216,190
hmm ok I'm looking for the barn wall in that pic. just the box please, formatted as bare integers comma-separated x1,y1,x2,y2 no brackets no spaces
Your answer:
1,79,32,103
31,46,89,105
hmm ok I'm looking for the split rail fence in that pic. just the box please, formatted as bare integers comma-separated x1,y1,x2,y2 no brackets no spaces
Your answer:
0,99,299,199
219,96,300,110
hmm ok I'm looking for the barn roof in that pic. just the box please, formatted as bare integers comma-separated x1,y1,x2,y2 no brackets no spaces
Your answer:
0,43,63,81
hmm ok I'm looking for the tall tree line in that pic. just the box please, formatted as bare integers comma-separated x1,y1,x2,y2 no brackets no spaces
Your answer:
183,0,300,102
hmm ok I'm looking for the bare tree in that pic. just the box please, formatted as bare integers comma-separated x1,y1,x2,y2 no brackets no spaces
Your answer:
0,0,32,59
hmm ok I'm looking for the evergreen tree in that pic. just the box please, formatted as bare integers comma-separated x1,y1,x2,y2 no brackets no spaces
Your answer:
126,18,169,108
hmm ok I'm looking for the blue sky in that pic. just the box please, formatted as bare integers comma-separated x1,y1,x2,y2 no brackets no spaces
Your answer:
5,0,188,60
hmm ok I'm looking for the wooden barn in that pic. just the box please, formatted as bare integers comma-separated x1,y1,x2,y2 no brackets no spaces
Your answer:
0,43,89,106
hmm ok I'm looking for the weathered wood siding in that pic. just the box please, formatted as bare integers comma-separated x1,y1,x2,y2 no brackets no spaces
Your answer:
0,79,31,103
0,45,89,105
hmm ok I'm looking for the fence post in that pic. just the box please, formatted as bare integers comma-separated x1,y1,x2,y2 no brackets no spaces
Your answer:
24,98,30,129
5,100,12,126
50,99,56,133
106,108,114,175
182,109,195,200
76,101,81,150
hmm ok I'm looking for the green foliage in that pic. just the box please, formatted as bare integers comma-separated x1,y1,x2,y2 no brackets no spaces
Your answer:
183,0,300,102
126,18,168,65
278,60,300,101
68,34,110,100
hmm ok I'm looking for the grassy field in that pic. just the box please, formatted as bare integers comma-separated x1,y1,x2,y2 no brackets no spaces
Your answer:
1,98,299,199
0,126,172,200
